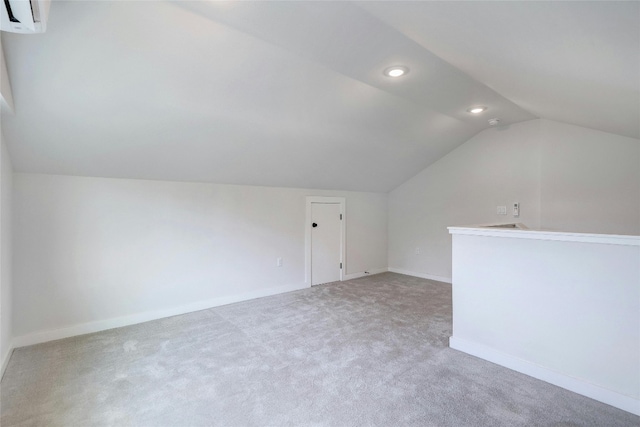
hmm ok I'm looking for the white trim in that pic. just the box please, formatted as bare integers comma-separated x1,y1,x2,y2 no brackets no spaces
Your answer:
305,196,346,286
449,336,640,416
0,343,14,382
13,282,307,348
343,267,388,280
448,225,640,246
388,267,452,284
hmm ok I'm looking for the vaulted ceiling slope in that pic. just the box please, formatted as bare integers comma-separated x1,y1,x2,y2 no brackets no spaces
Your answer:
1,1,637,192
360,1,640,140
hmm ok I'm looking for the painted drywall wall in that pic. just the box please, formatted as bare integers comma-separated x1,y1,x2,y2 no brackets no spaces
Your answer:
449,230,640,414
389,119,542,281
1,132,13,374
540,120,640,235
389,118,640,280
12,174,387,343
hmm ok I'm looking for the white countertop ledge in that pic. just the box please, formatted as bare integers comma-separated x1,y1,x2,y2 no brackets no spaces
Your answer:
448,223,640,246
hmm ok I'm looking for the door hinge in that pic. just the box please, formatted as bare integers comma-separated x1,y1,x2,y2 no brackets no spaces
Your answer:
340,262,342,269
340,214,342,220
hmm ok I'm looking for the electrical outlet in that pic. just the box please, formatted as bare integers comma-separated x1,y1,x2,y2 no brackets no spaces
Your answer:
415,247,420,255
276,257,283,267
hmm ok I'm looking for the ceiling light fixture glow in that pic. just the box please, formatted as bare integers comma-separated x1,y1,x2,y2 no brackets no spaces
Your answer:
384,66,409,77
467,106,487,114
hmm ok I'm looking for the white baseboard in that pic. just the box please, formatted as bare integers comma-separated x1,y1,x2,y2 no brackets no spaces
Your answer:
449,336,640,416
343,267,388,280
13,282,309,348
388,267,452,284
1,343,14,382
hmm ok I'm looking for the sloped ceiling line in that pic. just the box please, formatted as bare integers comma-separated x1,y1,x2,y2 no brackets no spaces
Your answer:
360,1,640,140
0,1,636,193
175,1,536,128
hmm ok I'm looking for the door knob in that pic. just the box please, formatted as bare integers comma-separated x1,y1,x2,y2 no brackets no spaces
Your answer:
312,223,318,227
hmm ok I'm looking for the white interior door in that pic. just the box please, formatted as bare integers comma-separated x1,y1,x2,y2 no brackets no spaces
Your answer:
311,203,342,286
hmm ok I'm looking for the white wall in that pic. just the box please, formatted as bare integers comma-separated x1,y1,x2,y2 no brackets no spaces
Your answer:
13,174,387,344
0,132,13,375
540,120,640,234
389,119,640,280
389,119,542,281
449,229,640,415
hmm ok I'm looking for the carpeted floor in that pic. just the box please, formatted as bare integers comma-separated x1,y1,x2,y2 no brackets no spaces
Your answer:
1,272,637,426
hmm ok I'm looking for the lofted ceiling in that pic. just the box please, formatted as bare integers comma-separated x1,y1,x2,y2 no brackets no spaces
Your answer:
0,1,637,192
360,1,640,140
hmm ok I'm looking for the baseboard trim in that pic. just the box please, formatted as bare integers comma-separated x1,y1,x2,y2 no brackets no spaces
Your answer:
449,336,640,416
1,343,14,382
343,268,388,280
13,282,309,348
388,267,452,284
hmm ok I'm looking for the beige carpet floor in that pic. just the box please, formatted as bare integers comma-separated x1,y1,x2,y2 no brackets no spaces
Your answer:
1,272,637,426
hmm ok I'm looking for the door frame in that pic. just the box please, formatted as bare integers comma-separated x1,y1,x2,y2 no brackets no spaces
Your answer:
305,196,346,286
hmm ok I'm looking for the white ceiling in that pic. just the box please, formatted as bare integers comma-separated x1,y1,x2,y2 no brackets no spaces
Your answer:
360,1,640,140
0,1,637,192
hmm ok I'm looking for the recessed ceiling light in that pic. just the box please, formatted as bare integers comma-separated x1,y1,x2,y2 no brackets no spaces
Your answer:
467,106,487,114
384,66,409,78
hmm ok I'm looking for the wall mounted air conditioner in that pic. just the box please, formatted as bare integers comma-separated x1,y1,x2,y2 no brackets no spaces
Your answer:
1,0,50,33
